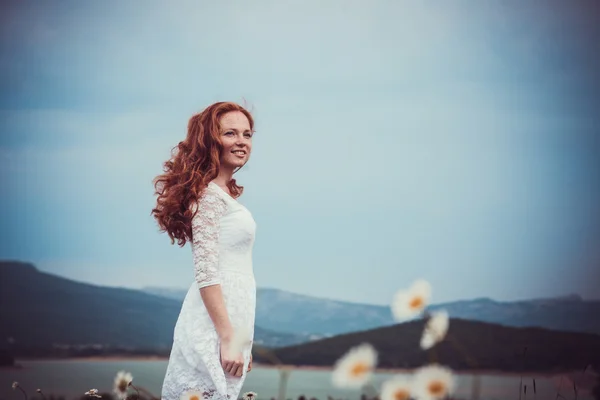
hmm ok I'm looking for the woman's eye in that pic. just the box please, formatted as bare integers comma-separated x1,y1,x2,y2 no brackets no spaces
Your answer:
244,133,253,138
224,131,234,136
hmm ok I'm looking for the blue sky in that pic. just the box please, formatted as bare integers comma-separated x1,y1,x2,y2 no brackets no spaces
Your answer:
1,1,599,305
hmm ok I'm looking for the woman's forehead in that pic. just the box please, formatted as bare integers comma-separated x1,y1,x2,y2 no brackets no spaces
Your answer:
220,111,251,129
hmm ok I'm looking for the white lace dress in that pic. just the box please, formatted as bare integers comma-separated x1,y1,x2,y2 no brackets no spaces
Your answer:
161,181,257,400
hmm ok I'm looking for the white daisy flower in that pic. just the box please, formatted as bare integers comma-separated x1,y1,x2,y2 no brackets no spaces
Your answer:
391,279,432,320
113,371,133,400
420,310,450,350
331,343,378,389
242,391,257,400
412,364,455,400
85,388,102,398
380,377,413,400
180,390,204,400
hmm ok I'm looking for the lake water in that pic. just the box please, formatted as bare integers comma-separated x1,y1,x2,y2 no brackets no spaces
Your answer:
0,360,591,400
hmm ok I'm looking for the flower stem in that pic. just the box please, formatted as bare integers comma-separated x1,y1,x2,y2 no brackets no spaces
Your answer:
17,386,28,400
135,385,159,400
361,382,379,400
277,366,292,400
129,383,141,400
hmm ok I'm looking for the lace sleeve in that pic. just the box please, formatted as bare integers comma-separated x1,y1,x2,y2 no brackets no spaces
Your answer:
191,189,228,288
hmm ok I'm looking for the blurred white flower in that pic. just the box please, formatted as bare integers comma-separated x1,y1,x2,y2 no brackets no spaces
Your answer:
228,326,252,358
12,382,19,390
180,390,204,400
412,364,455,400
420,310,450,350
391,279,432,320
113,371,133,400
85,388,102,398
380,376,412,400
332,343,378,389
242,391,257,400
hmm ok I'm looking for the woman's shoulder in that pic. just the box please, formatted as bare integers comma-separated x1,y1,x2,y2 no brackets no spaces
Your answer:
191,182,229,213
203,181,221,196
206,181,244,204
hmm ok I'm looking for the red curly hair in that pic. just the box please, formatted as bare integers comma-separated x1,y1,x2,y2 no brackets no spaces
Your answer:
151,101,255,247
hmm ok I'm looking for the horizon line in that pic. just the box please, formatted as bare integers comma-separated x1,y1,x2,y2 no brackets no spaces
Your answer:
2,259,597,305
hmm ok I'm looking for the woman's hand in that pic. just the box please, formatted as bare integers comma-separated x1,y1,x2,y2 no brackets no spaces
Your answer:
220,338,245,377
247,353,253,372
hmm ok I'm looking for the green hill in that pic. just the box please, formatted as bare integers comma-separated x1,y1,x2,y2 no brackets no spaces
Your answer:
253,318,600,373
0,261,180,350
0,260,312,355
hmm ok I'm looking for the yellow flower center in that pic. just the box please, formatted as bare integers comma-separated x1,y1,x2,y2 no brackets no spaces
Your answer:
428,380,446,396
409,296,424,310
350,362,370,377
393,389,410,400
190,396,200,400
117,380,128,392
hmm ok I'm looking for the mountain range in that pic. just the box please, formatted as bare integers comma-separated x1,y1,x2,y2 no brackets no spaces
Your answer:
143,286,600,337
0,261,311,351
2,260,600,356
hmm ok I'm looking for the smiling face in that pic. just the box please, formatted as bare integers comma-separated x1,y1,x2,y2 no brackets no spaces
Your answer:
219,111,253,171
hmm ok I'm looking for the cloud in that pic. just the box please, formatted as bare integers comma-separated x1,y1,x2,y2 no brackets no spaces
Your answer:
0,1,513,109
1,0,598,304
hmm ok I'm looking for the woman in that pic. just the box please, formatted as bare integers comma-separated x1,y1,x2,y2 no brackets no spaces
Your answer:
152,102,257,400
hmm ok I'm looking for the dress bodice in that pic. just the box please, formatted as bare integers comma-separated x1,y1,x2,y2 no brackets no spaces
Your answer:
191,181,256,287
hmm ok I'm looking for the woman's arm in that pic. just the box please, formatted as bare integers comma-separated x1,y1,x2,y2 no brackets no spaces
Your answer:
191,189,244,377
199,285,233,341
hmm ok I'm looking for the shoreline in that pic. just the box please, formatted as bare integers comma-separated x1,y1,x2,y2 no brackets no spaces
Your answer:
254,363,564,378
8,357,571,377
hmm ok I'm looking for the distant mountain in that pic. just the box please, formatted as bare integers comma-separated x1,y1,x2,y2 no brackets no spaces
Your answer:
0,261,315,353
253,318,600,373
144,286,600,337
1,261,179,350
143,286,389,337
427,295,600,335
256,288,393,336
143,286,189,301
252,326,314,348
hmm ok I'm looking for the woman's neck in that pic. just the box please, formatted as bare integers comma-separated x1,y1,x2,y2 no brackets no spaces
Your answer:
213,168,234,187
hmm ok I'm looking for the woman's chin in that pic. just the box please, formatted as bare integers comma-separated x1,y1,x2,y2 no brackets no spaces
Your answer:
223,160,247,170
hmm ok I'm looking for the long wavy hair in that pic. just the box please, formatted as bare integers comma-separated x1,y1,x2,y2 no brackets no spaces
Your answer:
151,101,255,247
